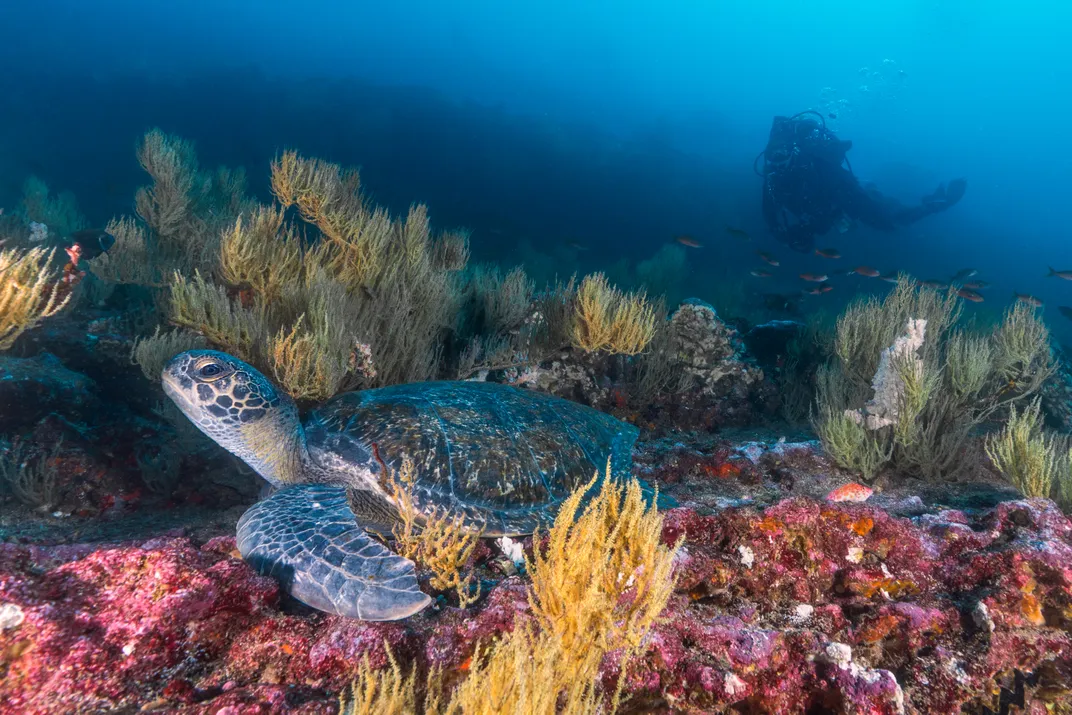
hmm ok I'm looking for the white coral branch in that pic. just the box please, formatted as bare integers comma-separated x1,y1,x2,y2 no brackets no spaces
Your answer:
847,318,927,430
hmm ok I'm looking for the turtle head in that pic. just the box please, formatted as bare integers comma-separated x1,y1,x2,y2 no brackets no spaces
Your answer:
162,350,308,487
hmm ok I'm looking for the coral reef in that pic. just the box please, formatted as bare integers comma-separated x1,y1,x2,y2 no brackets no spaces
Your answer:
2,471,1070,713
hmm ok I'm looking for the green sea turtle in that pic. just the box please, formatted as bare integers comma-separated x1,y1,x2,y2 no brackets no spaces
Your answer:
162,350,645,621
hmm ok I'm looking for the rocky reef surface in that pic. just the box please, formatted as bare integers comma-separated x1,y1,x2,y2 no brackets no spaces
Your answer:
2,309,1071,714
1,437,1070,713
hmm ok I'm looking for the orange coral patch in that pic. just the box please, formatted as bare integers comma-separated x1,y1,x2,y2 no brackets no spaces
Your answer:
850,517,874,537
757,517,784,536
857,614,901,643
1021,594,1044,625
717,462,741,478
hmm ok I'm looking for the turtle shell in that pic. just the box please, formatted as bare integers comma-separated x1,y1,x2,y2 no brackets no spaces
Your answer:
303,381,638,534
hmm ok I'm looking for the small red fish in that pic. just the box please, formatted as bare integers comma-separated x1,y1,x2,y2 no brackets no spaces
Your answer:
750,269,773,278
957,289,984,302
1015,293,1043,307
799,273,828,282
849,266,880,277
65,244,83,267
826,482,874,503
879,273,901,284
814,248,841,259
676,235,703,248
757,251,780,266
804,284,834,295
961,280,989,290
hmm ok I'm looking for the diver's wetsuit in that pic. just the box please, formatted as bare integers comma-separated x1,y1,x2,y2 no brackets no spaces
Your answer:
759,112,966,252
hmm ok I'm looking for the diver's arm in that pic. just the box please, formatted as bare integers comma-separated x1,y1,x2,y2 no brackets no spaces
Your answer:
839,173,899,231
890,178,968,226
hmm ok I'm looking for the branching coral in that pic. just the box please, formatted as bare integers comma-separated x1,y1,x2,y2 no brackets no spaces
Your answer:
816,279,1056,479
816,405,892,480
448,468,678,713
337,647,422,715
169,271,266,363
390,457,482,607
572,273,657,355
131,326,207,381
529,466,678,658
101,134,670,401
985,399,1059,498
0,246,70,350
20,176,87,239
442,625,600,715
0,439,62,510
219,207,303,304
88,217,161,286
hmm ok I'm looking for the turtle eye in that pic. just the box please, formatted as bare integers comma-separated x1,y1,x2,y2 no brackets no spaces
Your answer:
195,360,231,381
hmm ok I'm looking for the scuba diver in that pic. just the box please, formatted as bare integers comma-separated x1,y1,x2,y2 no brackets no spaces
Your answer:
757,111,966,252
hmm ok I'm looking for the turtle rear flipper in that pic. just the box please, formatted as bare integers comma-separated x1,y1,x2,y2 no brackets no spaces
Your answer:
236,484,431,621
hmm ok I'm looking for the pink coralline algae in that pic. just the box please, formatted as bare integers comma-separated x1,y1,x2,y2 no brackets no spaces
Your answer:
1,498,1071,713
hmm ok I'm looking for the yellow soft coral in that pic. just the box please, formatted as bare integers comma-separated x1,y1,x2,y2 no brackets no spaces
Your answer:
0,246,69,350
447,466,678,714
571,272,657,355
390,457,483,607
529,465,678,658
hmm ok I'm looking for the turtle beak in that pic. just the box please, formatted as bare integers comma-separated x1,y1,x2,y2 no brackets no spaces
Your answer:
161,360,197,416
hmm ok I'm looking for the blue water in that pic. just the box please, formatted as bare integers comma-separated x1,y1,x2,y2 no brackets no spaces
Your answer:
2,0,1070,338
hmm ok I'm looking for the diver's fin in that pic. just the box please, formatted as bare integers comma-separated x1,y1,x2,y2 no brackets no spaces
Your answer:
236,484,431,621
944,178,967,205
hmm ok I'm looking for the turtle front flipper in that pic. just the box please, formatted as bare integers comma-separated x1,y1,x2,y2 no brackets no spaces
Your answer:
236,484,431,621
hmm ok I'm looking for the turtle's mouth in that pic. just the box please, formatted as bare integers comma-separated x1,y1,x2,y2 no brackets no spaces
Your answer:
162,373,197,417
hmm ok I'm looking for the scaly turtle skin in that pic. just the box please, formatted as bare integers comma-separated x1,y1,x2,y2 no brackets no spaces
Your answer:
162,350,643,621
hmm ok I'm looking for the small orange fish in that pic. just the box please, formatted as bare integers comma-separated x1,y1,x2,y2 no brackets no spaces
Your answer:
1048,267,1072,280
757,251,780,266
726,227,750,241
849,266,880,277
826,482,874,503
750,269,773,278
1015,293,1043,307
814,248,841,259
957,288,984,303
804,284,834,295
799,273,828,282
676,235,703,248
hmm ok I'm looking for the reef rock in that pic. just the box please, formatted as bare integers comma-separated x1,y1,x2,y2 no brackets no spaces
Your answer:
4,492,1068,713
649,299,775,430
0,353,100,433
